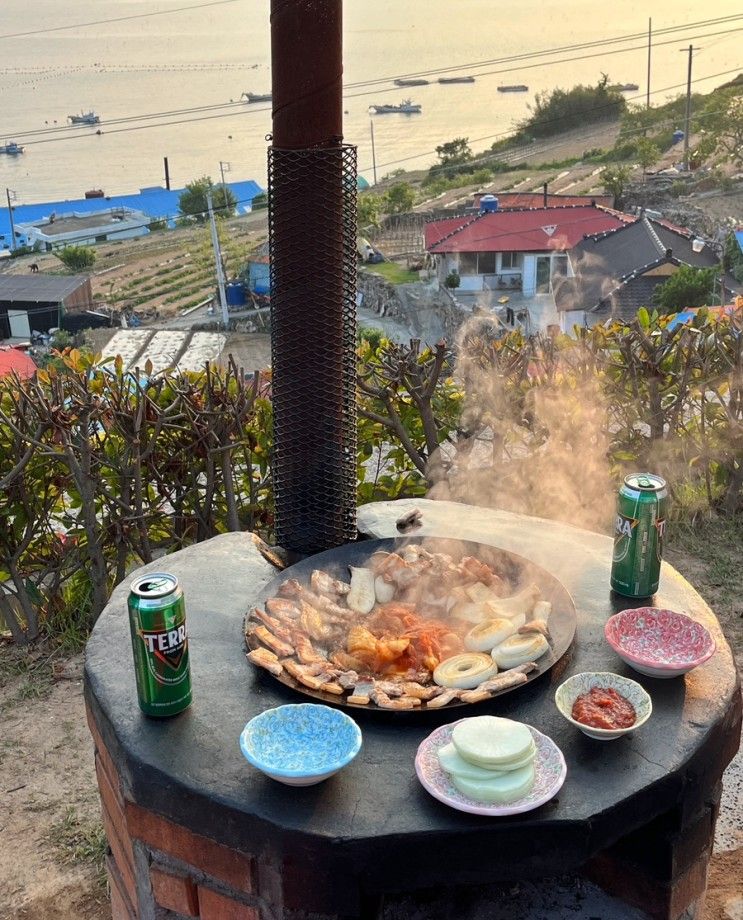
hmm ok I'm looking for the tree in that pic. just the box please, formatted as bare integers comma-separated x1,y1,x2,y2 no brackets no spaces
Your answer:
722,231,743,283
358,193,383,230
636,137,661,180
520,78,626,140
652,265,717,312
178,176,236,221
600,165,631,204
435,137,472,167
699,89,743,166
384,182,415,215
55,244,96,272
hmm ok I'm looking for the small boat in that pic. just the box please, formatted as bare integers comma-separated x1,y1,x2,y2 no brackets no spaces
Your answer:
438,75,475,84
394,78,429,87
497,84,529,93
0,141,24,155
613,83,640,92
68,111,100,125
241,92,272,103
369,98,422,114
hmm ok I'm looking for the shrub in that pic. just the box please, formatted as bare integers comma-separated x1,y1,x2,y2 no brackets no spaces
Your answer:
444,270,461,289
55,245,96,272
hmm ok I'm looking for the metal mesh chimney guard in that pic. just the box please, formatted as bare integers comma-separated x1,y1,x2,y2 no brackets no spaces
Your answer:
268,0,358,556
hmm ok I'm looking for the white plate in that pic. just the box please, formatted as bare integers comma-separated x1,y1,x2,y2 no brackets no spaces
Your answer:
415,721,566,817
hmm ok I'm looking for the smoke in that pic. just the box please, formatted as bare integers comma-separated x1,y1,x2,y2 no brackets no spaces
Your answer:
426,312,615,534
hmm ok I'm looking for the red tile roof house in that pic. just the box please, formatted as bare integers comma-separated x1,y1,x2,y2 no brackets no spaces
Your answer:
424,204,632,332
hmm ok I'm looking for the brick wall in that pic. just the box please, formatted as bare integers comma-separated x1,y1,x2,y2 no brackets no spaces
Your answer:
86,704,281,920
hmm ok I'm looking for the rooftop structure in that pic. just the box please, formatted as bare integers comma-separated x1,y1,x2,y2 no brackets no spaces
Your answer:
17,207,150,250
0,179,263,251
425,205,632,254
554,215,740,327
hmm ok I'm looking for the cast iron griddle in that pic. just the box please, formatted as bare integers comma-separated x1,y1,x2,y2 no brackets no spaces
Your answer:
245,536,577,715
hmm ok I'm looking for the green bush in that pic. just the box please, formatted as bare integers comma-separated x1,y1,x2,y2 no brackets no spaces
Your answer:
3,312,743,647
519,76,626,139
55,245,96,272
444,270,461,289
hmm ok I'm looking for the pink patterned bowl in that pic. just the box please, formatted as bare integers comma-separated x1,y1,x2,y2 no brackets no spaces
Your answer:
605,608,715,679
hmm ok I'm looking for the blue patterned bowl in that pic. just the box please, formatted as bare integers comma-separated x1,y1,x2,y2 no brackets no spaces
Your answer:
239,704,362,786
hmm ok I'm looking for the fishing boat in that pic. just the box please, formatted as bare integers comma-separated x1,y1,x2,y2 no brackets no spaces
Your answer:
0,141,24,155
369,98,422,114
618,83,640,92
497,84,529,93
68,111,100,125
394,78,429,87
241,92,272,103
438,75,475,84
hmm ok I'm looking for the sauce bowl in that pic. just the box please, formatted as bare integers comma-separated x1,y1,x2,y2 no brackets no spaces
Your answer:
554,672,652,741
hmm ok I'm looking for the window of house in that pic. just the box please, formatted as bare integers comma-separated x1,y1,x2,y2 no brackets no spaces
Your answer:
552,254,568,277
459,252,478,275
477,252,496,274
500,252,521,270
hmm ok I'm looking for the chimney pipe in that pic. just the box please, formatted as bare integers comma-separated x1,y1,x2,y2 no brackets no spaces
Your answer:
268,0,358,555
543,182,548,207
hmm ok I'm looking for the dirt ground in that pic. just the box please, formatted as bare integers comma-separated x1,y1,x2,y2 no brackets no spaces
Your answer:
0,519,740,920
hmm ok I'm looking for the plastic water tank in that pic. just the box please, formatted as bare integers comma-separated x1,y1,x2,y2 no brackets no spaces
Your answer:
480,194,499,213
225,281,247,307
672,130,685,144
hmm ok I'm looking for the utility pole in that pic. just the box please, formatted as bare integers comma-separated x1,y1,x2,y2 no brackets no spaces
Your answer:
219,160,231,212
646,18,652,110
682,45,696,172
163,156,171,190
6,188,17,252
369,119,377,185
206,190,229,329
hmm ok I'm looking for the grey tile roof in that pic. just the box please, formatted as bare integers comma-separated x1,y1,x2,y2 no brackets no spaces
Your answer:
554,216,739,314
0,274,90,303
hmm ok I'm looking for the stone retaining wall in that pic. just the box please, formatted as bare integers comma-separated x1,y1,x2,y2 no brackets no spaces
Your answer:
358,271,470,342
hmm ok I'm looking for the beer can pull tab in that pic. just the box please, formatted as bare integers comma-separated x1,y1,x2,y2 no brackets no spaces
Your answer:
638,476,652,489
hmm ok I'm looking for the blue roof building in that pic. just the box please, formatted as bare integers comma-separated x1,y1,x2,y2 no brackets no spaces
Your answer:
0,179,263,250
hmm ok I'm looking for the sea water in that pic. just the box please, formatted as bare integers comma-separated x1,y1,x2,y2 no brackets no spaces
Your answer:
0,0,740,203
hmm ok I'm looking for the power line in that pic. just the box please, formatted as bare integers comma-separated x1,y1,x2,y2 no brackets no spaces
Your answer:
0,0,243,41
361,69,743,176
344,13,743,88
5,17,743,143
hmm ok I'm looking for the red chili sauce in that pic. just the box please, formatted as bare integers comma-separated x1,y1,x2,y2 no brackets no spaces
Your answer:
571,686,636,730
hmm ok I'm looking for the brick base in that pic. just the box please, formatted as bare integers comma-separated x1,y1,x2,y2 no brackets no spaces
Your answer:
87,699,720,920
87,703,272,920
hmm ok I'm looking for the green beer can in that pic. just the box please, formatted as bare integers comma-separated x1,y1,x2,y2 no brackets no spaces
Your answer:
127,573,192,717
610,473,668,598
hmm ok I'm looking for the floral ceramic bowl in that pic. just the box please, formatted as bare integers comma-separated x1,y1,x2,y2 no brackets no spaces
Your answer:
605,608,715,679
240,703,362,786
554,671,652,741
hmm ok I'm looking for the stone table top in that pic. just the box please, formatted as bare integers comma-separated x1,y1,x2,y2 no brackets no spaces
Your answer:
84,500,741,892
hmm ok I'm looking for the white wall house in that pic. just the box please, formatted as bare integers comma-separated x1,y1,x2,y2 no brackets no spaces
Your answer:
17,207,150,251
434,250,570,296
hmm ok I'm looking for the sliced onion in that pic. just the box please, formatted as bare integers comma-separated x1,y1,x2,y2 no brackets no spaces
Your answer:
464,617,517,652
374,575,396,604
491,633,549,670
433,653,498,689
347,566,376,614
